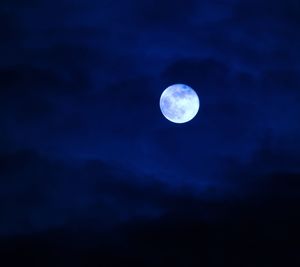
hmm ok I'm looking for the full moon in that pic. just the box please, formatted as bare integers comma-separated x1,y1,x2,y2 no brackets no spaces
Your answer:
160,84,200,123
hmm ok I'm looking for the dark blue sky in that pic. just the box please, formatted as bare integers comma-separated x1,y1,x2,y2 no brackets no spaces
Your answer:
0,0,300,265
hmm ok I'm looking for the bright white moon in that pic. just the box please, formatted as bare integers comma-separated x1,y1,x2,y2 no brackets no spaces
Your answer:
160,84,200,123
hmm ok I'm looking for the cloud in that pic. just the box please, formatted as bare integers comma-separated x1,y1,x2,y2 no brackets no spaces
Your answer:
0,149,217,236
260,69,300,92
161,58,231,92
131,0,198,28
1,170,299,266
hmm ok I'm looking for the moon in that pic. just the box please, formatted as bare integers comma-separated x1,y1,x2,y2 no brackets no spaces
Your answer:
160,84,200,123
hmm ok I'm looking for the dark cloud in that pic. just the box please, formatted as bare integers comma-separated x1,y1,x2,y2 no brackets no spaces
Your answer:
260,69,300,92
132,0,198,28
0,149,217,235
162,58,231,92
233,0,300,26
221,131,300,191
0,11,23,43
0,64,67,94
1,170,299,266
0,45,102,98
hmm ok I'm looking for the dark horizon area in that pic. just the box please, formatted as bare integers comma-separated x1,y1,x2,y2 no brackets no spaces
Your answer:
1,0,300,266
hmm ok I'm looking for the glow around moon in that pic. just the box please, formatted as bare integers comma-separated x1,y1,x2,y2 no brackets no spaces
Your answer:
160,84,200,124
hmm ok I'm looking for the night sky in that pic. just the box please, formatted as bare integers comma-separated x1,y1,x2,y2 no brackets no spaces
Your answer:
1,0,300,266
